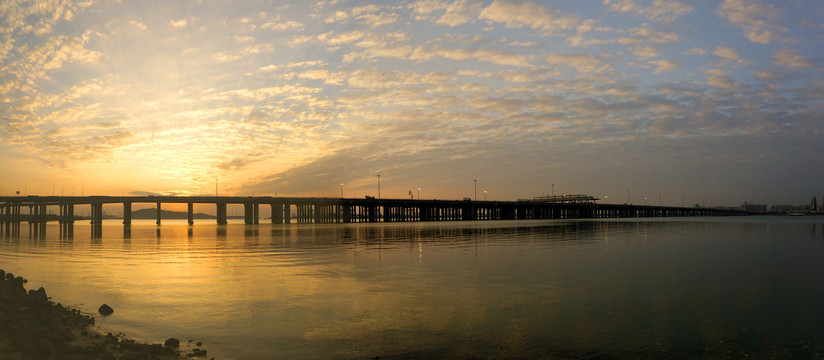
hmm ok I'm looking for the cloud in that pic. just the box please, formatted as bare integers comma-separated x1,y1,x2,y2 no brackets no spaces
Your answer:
772,48,817,71
298,69,330,80
604,0,694,24
545,53,609,73
261,20,304,31
170,19,188,28
357,12,399,27
713,46,741,66
684,48,706,55
479,0,578,35
437,0,484,26
651,59,679,74
629,44,659,60
618,24,679,45
717,0,787,44
319,30,365,46
705,68,745,90
130,20,147,30
410,45,535,67
325,11,349,23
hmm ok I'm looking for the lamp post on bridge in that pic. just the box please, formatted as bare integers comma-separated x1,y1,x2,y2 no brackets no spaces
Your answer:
474,179,477,201
417,188,421,200
340,183,344,199
377,174,381,200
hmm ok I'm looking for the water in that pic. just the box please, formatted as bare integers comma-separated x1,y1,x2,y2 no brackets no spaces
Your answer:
2,217,824,359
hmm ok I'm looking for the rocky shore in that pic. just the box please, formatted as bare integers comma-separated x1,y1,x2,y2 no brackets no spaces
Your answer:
0,269,210,360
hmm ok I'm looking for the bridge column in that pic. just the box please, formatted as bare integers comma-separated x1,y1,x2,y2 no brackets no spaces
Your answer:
216,202,227,225
343,203,351,223
253,203,259,224
243,203,251,224
91,203,103,224
271,203,282,224
156,202,162,225
187,202,194,225
284,202,291,224
123,202,131,225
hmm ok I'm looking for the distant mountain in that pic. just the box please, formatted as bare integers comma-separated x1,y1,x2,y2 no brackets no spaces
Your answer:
132,208,216,219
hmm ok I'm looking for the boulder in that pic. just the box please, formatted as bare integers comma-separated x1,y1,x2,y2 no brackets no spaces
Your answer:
164,338,180,348
98,304,114,316
29,287,48,303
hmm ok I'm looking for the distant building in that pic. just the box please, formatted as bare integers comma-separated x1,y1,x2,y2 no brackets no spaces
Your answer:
740,202,767,214
811,197,819,212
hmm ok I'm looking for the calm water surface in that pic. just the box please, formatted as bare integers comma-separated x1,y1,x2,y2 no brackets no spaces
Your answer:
2,217,824,359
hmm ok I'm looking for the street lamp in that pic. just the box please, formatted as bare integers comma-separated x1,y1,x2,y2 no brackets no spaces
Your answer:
340,183,344,198
377,174,381,199
417,188,421,200
484,190,487,201
474,179,477,201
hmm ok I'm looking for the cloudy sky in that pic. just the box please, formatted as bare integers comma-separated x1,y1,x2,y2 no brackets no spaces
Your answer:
1,0,823,207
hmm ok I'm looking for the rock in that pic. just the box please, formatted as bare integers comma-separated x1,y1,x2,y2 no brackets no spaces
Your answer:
0,269,5,279
98,304,114,316
29,287,48,303
33,338,54,359
164,338,180,348
188,348,207,357
5,272,13,280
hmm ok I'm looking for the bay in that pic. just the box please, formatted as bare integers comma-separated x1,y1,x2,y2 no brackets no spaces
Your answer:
1,216,824,359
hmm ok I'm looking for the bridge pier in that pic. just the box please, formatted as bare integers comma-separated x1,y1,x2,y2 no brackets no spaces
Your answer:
156,202,161,225
123,202,131,224
90,203,103,224
216,202,227,225
187,202,194,225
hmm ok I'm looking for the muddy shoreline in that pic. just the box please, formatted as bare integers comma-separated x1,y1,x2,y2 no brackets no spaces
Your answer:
0,269,211,360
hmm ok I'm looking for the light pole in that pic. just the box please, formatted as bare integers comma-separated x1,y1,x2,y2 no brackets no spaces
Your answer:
340,183,344,198
417,188,421,200
484,190,487,201
474,179,477,201
377,174,381,199
627,189,630,204
552,183,554,197
604,196,608,204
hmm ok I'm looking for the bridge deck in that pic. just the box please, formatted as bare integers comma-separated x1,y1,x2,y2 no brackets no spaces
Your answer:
0,195,746,227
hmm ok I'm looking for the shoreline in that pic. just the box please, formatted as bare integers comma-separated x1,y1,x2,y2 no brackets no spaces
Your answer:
0,269,211,360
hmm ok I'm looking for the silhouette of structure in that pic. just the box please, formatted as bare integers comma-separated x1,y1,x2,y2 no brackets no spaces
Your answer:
1,195,746,228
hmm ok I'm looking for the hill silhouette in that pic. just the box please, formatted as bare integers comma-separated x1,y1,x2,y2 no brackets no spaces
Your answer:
132,208,216,219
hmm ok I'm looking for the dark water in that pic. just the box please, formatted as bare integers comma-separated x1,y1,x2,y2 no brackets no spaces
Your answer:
2,216,824,359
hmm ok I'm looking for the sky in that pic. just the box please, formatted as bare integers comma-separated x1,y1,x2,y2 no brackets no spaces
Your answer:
1,0,823,207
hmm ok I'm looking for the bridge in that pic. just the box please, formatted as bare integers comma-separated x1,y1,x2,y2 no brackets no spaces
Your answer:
1,195,746,227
